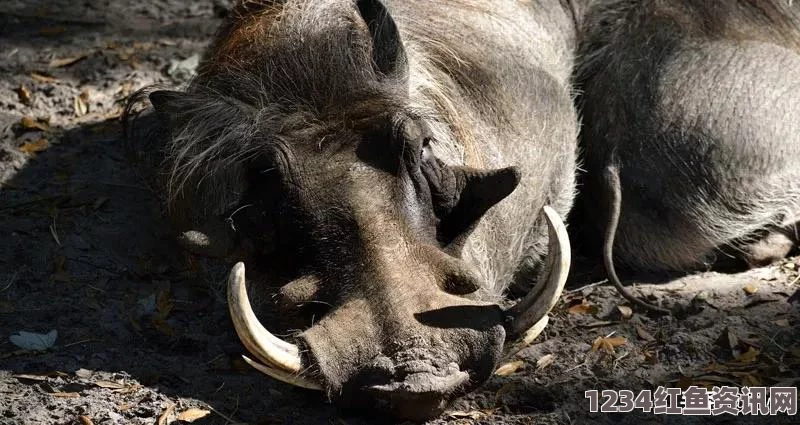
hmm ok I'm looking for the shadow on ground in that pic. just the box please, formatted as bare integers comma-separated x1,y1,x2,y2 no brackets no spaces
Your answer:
0,112,349,424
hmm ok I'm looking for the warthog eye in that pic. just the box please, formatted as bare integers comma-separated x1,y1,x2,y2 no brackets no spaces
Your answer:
421,137,433,161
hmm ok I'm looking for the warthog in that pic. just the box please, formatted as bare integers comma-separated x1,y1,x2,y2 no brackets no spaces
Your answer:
575,0,800,309
130,0,578,419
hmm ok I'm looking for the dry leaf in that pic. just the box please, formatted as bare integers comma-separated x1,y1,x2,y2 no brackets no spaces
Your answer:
51,392,80,398
15,374,51,382
616,305,633,319
605,336,628,347
733,346,760,364
9,330,58,350
536,354,554,371
743,283,759,295
19,139,49,154
568,300,598,315
20,116,49,131
580,320,617,328
49,54,88,68
75,369,93,379
52,255,70,282
39,26,66,36
690,375,738,386
157,404,175,425
17,84,31,104
176,408,211,422
151,317,176,337
93,197,109,210
118,80,134,97
78,416,94,425
635,325,655,341
30,72,59,83
13,371,67,381
774,319,790,327
53,255,66,274
13,374,49,381
73,92,89,117
104,108,123,120
591,336,628,354
156,288,174,319
95,380,126,390
446,411,487,420
494,360,525,376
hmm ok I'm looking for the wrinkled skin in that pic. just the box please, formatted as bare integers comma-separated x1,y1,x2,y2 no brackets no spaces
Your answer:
575,0,800,272
134,0,578,420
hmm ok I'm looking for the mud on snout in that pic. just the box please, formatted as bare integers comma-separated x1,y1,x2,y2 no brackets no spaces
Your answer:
226,207,570,421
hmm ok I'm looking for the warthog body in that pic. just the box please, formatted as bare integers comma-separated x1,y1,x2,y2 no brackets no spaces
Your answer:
135,0,578,419
576,0,800,272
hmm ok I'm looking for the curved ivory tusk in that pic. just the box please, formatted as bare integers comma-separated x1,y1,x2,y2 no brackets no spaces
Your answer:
504,206,570,337
241,355,322,391
227,262,304,373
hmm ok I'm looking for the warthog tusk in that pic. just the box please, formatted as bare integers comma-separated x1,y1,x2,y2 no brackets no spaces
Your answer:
241,355,322,391
500,316,549,362
227,262,305,373
504,206,571,337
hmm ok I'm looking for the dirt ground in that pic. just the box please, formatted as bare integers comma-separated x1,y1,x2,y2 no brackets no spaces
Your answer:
1,1,798,424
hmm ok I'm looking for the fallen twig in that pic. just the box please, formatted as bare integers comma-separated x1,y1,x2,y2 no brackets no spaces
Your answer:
566,279,608,294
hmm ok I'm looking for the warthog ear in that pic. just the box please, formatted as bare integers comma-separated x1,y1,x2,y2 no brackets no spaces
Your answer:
148,90,183,114
424,161,521,245
356,0,407,77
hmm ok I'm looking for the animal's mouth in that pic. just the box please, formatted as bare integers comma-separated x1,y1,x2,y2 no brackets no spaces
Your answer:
365,363,471,420
366,363,469,395
226,206,571,416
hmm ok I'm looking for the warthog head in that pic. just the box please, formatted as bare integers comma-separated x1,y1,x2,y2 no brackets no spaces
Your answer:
143,0,570,420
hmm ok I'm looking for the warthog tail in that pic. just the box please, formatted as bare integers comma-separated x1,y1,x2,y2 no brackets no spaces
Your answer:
602,163,670,315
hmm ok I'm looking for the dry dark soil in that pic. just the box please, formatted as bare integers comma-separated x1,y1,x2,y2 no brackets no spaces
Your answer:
1,1,798,424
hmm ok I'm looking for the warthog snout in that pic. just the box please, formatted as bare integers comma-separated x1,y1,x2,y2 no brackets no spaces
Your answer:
227,207,569,420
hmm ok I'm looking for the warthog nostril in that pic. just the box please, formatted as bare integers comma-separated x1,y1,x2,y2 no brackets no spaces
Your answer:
393,360,439,377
